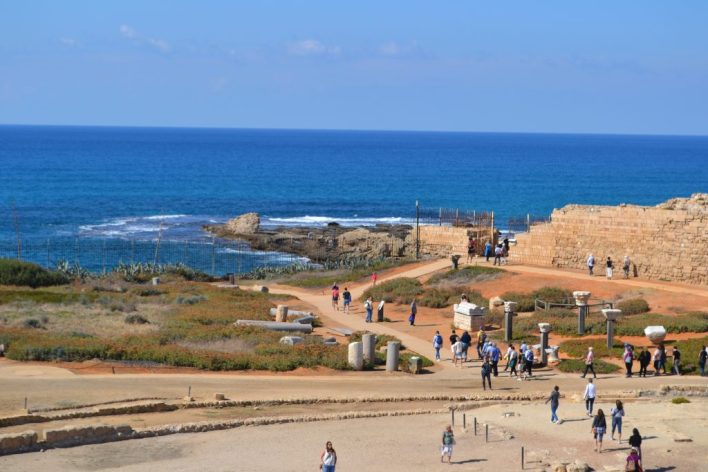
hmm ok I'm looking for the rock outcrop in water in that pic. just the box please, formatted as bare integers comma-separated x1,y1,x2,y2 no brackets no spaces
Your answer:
224,212,260,235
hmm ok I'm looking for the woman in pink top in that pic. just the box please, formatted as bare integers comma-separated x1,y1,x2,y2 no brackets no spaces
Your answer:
371,273,378,286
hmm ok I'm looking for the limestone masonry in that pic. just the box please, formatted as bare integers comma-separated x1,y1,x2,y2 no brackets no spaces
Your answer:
509,194,707,285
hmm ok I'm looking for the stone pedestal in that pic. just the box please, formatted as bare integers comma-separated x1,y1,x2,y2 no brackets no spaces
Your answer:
504,301,517,342
386,341,400,372
453,302,486,331
573,291,591,335
362,333,376,362
546,346,560,363
348,342,364,370
538,323,551,364
275,305,288,323
602,309,622,349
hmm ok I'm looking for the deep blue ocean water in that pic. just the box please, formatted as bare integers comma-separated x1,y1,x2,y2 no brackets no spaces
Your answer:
1,125,706,272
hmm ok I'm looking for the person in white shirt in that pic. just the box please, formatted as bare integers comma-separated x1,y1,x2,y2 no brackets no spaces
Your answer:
451,340,464,367
587,254,595,275
583,378,597,417
582,347,597,379
320,441,337,472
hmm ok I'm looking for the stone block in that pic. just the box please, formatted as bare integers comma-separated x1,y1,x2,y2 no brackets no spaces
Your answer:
0,431,37,455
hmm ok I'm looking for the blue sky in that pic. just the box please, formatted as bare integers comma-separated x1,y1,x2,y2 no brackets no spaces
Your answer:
1,1,707,134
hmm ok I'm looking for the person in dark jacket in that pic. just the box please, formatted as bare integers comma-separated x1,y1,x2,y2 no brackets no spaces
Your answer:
638,347,651,377
699,345,707,376
481,358,492,390
628,428,643,465
545,385,561,423
672,345,682,375
591,409,607,453
460,330,472,362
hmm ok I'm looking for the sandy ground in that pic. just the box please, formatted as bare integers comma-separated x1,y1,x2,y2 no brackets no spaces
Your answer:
3,398,705,472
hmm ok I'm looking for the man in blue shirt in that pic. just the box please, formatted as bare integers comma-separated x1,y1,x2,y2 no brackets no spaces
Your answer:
490,343,501,376
523,347,534,379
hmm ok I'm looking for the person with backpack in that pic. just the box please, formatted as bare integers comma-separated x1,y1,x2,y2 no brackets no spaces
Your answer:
623,345,635,377
433,331,443,361
672,345,682,375
481,357,493,390
440,425,455,463
610,400,625,443
638,347,651,377
545,385,561,424
523,346,534,379
460,330,472,362
364,297,373,323
476,329,487,359
591,409,607,453
408,299,417,326
625,447,642,472
581,347,597,379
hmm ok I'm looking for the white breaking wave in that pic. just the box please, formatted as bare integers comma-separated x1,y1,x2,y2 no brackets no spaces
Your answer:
79,214,202,239
262,215,414,227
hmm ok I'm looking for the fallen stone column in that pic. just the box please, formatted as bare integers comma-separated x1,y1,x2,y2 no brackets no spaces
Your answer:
234,320,313,333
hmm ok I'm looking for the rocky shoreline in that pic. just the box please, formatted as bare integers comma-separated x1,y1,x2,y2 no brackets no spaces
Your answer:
204,213,414,261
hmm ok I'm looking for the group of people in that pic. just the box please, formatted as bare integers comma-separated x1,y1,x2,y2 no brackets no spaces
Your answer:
330,283,352,313
547,382,645,470
586,254,632,280
433,329,537,389
477,237,511,266
582,343,701,379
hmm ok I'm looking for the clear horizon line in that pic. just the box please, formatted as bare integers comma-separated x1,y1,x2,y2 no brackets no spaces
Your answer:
1,122,707,139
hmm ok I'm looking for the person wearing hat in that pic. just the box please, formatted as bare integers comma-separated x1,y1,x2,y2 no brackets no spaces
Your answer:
582,347,597,379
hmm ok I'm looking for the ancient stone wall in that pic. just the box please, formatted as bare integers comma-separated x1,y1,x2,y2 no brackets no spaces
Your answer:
509,194,708,285
416,225,494,257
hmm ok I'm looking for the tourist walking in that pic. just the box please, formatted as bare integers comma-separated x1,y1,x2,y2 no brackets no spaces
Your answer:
503,237,510,257
583,378,596,417
610,400,625,443
320,441,337,472
342,287,351,314
626,447,643,472
628,428,643,464
484,241,492,262
449,329,458,347
476,329,487,359
331,284,339,311
508,346,519,377
652,345,661,375
467,237,476,262
623,344,635,377
440,425,455,463
408,299,417,326
638,347,651,377
545,385,561,424
591,409,607,453
587,254,595,276
671,345,681,375
581,347,597,378
493,244,503,266
433,331,443,361
659,344,668,374
460,330,471,362
623,255,631,279
371,272,377,286
606,257,614,279
699,345,707,376
364,297,373,323
452,338,464,367
481,357,493,390
490,342,501,376
523,345,534,379
503,344,513,371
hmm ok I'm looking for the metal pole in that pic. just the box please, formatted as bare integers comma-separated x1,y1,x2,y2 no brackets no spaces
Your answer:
527,213,530,232
415,200,420,260
490,211,495,244
451,410,455,427
439,207,442,226
102,240,107,275
463,413,466,429
211,236,216,276
474,417,477,435
46,239,50,268
521,446,525,469
485,424,489,443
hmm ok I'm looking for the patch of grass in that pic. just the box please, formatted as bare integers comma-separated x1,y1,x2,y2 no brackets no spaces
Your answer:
351,332,402,350
22,318,44,329
616,312,708,336
0,259,69,288
557,358,620,374
616,298,650,315
361,278,423,304
0,289,92,305
125,314,150,325
174,294,207,305
559,339,625,359
501,287,574,313
137,289,164,297
427,266,503,285
279,259,410,289
671,397,690,404
419,285,487,309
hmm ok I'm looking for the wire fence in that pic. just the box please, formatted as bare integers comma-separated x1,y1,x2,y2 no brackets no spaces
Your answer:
417,207,548,233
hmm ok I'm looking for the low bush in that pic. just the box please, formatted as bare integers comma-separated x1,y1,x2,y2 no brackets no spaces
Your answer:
427,266,503,285
616,312,708,336
138,289,163,297
501,287,574,313
361,278,423,304
616,298,650,315
175,294,207,305
419,285,487,309
22,318,44,329
557,358,620,374
0,259,69,288
125,314,150,325
671,397,690,404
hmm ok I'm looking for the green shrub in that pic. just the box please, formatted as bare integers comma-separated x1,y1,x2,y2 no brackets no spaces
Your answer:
556,358,620,374
499,292,536,312
361,278,423,304
427,266,503,285
616,312,708,336
175,294,207,305
22,318,43,329
501,287,574,313
671,397,690,404
125,314,150,325
559,339,625,359
616,298,650,315
419,285,487,309
0,259,69,288
138,289,163,297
